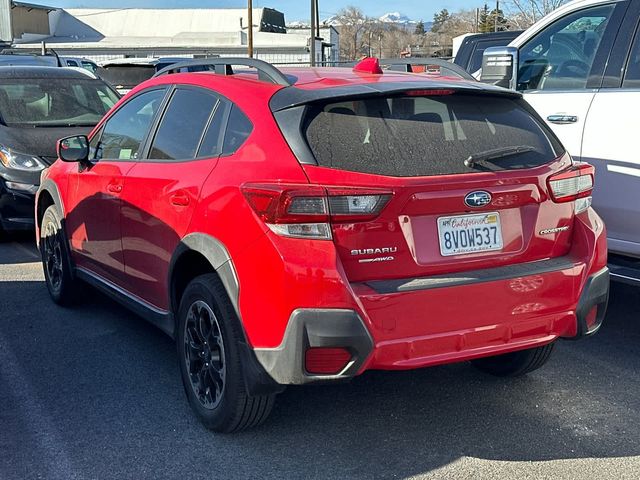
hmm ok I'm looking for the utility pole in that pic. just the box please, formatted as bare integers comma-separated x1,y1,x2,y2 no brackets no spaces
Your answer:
310,0,316,66
247,0,254,58
315,0,320,39
475,8,479,33
494,0,499,32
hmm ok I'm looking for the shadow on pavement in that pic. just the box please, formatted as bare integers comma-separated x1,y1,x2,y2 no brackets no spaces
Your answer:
1,276,639,479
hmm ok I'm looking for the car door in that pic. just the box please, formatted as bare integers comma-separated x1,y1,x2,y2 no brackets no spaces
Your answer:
582,7,640,257
516,2,626,158
65,88,167,283
119,86,229,309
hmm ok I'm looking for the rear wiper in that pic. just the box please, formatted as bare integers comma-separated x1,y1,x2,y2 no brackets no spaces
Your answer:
464,145,536,168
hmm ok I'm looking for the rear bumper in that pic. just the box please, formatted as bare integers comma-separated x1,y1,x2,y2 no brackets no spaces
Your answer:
252,262,609,386
243,208,608,387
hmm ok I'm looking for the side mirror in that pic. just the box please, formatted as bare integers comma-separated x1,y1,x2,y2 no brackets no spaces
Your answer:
57,135,89,162
480,46,518,90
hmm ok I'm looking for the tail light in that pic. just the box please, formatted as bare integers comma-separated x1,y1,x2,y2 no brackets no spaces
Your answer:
305,347,352,374
242,184,392,240
547,163,594,214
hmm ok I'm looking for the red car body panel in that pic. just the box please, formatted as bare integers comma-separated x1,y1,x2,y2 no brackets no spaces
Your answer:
37,66,609,385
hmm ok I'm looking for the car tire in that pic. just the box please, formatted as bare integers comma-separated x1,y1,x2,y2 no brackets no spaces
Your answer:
40,205,77,306
471,342,556,377
177,274,276,433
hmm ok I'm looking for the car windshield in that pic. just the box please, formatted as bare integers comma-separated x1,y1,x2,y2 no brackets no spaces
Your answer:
0,78,119,127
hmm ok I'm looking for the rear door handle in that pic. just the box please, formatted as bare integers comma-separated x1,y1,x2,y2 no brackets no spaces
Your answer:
106,183,122,194
170,192,190,207
547,114,578,124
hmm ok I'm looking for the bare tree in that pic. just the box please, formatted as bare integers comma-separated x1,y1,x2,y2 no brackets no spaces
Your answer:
504,0,569,29
333,6,370,60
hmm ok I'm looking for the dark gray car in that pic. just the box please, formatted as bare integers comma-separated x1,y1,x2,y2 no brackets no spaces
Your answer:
0,66,119,233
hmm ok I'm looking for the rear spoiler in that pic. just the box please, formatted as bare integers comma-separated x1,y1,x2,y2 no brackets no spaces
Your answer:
269,81,521,112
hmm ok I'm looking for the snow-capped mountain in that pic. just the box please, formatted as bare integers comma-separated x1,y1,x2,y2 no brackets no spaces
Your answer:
378,12,416,25
287,12,432,31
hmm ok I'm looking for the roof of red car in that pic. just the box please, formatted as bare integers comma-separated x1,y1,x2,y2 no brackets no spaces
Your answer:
279,67,471,89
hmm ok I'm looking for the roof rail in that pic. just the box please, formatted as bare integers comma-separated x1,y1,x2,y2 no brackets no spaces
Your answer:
153,58,292,86
0,47,62,66
380,58,475,81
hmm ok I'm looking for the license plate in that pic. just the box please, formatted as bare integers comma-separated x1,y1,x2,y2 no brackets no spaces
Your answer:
437,212,503,256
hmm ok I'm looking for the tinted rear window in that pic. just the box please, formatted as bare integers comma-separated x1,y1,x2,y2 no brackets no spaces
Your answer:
97,66,155,88
303,93,562,177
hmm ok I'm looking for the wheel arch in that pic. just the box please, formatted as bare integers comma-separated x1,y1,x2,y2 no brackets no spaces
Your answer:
168,233,282,395
35,180,66,247
168,233,240,321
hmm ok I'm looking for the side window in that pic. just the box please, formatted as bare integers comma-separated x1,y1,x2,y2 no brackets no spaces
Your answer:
148,88,218,160
66,60,79,67
197,101,229,158
98,89,165,161
518,4,616,91
222,105,253,155
623,27,640,88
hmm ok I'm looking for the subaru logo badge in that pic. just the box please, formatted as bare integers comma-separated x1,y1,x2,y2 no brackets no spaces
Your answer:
464,191,492,208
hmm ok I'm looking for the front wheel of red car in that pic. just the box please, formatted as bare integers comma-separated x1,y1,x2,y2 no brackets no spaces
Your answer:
177,274,276,433
40,205,77,306
471,342,556,377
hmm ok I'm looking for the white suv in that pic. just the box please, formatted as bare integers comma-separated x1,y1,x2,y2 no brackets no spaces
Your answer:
482,0,640,279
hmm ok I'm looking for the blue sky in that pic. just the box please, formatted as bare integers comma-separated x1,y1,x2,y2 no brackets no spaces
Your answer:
41,1,474,22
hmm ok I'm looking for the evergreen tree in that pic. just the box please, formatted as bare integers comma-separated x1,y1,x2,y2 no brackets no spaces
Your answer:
414,20,426,35
431,9,450,33
478,4,492,33
489,8,509,32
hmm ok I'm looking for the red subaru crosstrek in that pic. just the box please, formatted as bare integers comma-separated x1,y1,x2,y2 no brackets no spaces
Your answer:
35,58,609,432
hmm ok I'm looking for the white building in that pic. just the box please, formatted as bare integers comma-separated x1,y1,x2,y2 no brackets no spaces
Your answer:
14,7,339,65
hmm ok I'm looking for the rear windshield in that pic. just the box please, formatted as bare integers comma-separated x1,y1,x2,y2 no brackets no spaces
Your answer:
303,93,563,177
96,65,155,88
0,78,119,127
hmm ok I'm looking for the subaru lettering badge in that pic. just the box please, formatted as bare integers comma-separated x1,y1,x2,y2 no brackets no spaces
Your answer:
464,191,492,208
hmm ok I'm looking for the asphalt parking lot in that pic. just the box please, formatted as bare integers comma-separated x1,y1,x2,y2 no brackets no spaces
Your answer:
1,233,640,480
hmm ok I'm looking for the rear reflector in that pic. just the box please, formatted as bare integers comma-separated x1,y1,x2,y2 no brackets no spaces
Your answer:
305,347,352,374
585,306,599,331
548,162,594,208
242,184,392,239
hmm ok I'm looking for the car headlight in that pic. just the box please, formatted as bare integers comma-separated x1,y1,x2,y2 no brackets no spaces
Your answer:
0,146,45,171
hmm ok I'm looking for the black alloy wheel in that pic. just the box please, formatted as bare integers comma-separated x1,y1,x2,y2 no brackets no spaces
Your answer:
184,300,227,409
177,274,276,432
40,205,76,305
43,220,64,294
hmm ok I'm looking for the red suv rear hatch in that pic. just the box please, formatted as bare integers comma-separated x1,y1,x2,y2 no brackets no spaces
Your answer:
272,90,593,283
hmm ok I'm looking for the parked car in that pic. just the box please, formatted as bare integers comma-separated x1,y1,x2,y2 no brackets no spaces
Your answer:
454,30,523,76
60,56,99,73
97,57,217,94
480,0,640,283
36,58,608,432
0,52,59,67
0,66,119,234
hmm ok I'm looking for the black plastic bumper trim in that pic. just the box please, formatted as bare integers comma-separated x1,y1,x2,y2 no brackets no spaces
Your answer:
253,309,374,385
570,266,610,339
365,256,577,294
